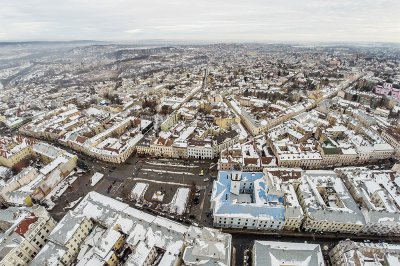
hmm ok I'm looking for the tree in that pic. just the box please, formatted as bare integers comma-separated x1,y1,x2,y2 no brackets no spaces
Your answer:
243,88,250,97
104,93,122,105
160,105,172,115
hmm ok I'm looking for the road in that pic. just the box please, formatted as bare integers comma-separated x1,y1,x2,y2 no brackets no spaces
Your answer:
230,230,400,266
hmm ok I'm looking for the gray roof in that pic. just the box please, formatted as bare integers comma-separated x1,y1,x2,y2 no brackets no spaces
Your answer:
49,211,87,245
30,241,67,266
253,241,325,266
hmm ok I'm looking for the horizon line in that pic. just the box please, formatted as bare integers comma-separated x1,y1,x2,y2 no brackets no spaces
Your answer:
1,39,400,46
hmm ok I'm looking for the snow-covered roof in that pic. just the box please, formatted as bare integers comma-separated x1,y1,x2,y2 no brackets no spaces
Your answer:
253,241,324,266
49,211,88,245
211,171,299,221
68,192,232,266
298,170,365,226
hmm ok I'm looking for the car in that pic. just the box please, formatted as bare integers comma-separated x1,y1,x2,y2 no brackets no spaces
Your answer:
203,178,209,182
189,214,196,219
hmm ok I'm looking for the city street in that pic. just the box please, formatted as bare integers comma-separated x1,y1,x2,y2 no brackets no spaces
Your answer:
230,230,400,266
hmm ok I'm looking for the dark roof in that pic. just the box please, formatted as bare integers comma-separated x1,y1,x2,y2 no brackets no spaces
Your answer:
215,130,238,144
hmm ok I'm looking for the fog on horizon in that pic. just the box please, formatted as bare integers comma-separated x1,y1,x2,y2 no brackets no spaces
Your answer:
0,0,399,43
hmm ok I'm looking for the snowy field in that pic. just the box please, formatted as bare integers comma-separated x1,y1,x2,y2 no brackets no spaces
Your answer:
165,187,190,215
130,182,148,201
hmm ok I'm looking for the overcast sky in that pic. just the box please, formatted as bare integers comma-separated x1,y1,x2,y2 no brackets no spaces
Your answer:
0,0,399,43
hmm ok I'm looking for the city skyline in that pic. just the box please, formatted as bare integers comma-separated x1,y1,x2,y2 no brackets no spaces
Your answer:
0,0,400,43
0,1,400,265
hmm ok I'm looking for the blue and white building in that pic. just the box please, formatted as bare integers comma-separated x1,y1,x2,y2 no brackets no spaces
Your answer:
210,170,303,231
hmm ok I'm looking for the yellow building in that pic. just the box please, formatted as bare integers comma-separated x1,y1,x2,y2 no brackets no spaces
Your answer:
214,115,240,130
0,206,57,266
0,136,35,168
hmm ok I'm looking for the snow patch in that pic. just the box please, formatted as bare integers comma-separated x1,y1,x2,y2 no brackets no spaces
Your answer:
91,172,104,186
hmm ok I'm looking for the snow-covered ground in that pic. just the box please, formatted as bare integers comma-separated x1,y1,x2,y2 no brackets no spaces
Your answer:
141,168,194,175
132,178,191,187
130,182,148,200
145,161,198,168
43,174,78,210
46,174,78,200
44,200,55,210
152,191,164,202
64,197,82,210
90,172,104,186
165,187,190,215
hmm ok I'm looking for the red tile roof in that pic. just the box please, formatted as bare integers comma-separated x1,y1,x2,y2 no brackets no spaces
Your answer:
15,214,38,237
